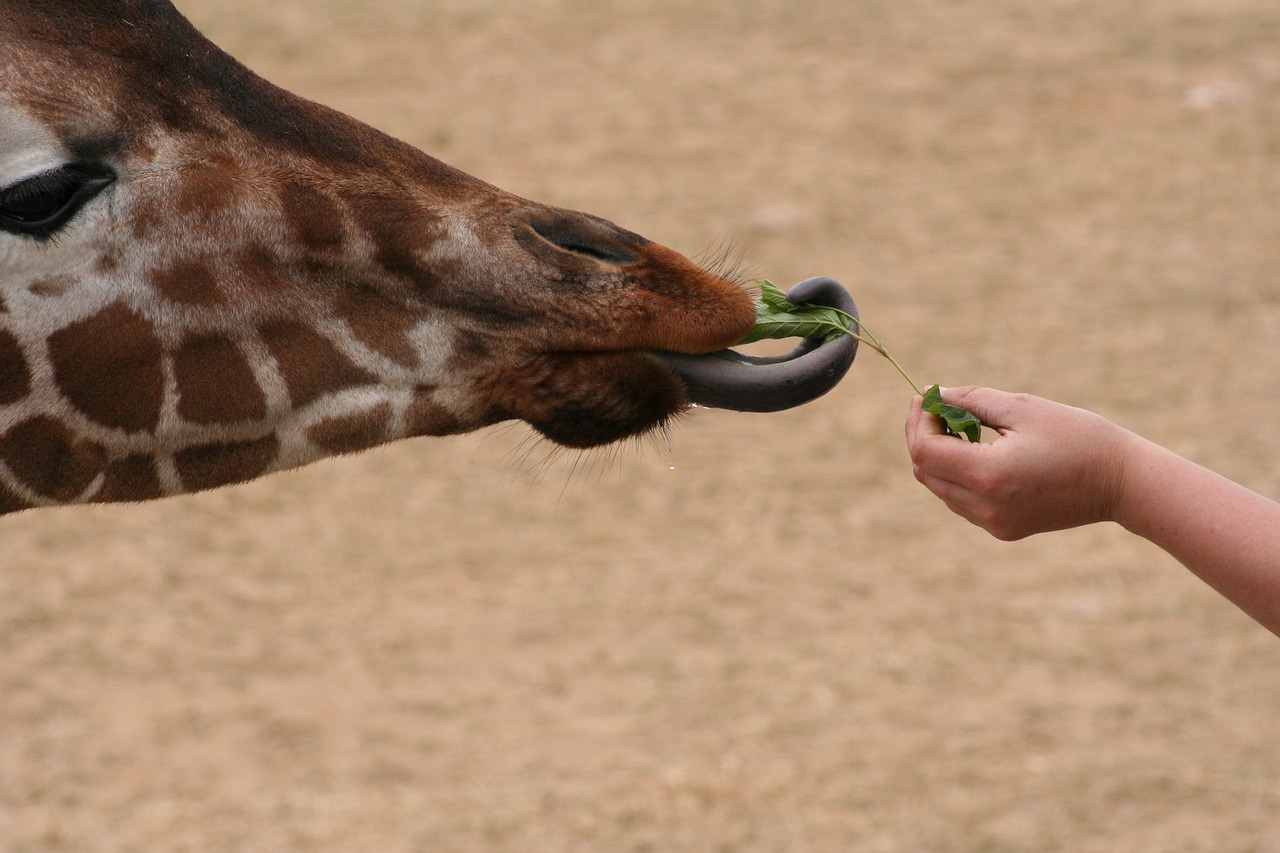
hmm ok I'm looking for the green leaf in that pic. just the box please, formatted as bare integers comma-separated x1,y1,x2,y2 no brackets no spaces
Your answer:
921,384,983,442
739,282,983,441
757,280,795,312
737,280,853,344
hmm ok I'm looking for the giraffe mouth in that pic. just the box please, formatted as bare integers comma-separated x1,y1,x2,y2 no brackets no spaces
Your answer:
652,276,859,412
487,279,856,448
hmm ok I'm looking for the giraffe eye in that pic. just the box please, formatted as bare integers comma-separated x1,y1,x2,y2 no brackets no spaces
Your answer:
0,164,115,240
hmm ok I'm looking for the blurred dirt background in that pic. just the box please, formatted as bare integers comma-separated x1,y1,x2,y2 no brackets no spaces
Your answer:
3,1,1280,850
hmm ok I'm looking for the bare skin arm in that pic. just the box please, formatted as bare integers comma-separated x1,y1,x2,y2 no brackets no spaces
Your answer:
905,386,1280,637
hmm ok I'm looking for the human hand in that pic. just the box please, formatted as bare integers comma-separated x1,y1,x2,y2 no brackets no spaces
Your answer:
905,387,1137,540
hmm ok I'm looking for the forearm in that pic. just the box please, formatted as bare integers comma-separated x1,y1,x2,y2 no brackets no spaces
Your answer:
1115,436,1280,636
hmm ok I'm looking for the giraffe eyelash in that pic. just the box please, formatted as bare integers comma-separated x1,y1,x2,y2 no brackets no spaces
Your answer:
0,163,115,240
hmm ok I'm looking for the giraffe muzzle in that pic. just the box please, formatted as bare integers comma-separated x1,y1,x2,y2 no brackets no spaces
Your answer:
654,276,859,413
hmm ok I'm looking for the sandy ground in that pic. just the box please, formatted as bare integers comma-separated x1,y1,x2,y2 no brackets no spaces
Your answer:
3,1,1280,850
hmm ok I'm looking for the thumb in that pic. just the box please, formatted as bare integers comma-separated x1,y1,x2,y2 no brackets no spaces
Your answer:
935,386,1020,431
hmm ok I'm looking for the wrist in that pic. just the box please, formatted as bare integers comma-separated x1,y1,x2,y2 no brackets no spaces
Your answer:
1107,431,1172,533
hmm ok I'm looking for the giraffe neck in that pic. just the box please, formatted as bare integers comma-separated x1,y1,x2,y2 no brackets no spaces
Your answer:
0,355,403,514
0,252,470,510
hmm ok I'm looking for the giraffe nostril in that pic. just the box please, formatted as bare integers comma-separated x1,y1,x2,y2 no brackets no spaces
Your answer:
514,208,644,266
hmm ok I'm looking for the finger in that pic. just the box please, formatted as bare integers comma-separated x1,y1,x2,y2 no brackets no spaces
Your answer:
908,406,986,485
912,463,961,497
905,394,945,444
913,468,985,524
936,386,1021,432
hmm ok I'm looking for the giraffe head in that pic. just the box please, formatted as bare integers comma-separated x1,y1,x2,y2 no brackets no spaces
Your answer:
0,0,853,514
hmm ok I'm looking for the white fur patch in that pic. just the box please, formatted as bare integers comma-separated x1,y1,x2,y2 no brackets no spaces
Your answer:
0,97,64,186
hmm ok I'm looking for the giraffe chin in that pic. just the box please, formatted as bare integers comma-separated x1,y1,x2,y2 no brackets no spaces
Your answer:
491,351,691,449
654,277,860,413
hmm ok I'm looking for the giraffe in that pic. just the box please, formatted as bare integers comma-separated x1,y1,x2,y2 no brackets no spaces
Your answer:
0,0,856,515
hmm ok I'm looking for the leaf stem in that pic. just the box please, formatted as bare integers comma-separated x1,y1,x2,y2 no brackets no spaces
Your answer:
827,307,924,397
760,281,982,441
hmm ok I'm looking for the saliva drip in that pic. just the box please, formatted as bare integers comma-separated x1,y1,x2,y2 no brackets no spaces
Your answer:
657,423,676,470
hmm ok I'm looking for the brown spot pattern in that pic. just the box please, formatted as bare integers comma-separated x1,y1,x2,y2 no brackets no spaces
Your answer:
0,330,32,405
173,335,267,424
130,196,166,241
0,484,33,514
306,403,393,455
350,192,441,281
95,249,120,275
175,435,280,493
281,182,345,254
28,274,77,297
338,285,419,367
150,258,223,305
260,321,376,408
48,303,165,432
175,154,242,219
406,388,466,437
98,454,163,503
237,244,287,292
0,416,106,501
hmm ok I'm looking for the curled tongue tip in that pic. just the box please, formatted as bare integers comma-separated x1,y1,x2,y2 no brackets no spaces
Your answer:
655,276,858,413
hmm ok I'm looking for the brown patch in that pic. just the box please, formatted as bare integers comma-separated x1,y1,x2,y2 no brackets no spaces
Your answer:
173,336,267,424
96,249,121,275
259,321,377,408
0,416,107,502
0,329,32,405
349,191,443,282
47,303,165,432
337,285,420,367
150,258,222,305
129,196,167,242
175,155,243,219
237,244,289,292
281,182,346,255
405,387,467,436
27,275,78,298
97,454,163,503
0,292,7,312
0,483,33,515
449,328,495,363
306,403,393,454
174,435,280,493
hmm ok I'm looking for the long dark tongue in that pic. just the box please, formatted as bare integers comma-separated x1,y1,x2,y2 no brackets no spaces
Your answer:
655,276,858,412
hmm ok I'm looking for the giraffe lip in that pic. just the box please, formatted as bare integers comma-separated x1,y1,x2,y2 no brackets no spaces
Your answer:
652,276,859,413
